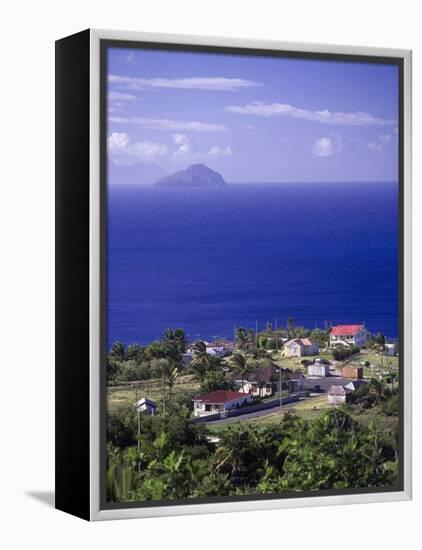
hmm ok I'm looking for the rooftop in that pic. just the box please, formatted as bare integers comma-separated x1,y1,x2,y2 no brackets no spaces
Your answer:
331,324,365,336
328,385,352,396
285,338,315,347
193,390,248,404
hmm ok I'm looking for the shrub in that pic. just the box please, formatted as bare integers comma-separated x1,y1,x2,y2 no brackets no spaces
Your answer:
332,345,359,361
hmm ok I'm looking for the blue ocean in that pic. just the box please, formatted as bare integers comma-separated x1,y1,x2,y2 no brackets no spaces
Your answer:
107,183,398,347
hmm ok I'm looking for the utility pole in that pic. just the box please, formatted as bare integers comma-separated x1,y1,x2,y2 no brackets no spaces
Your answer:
278,368,282,411
135,382,141,473
162,370,166,415
255,320,258,349
275,319,278,353
137,407,141,473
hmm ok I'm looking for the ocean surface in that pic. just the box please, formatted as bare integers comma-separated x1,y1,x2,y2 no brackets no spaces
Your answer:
107,182,399,347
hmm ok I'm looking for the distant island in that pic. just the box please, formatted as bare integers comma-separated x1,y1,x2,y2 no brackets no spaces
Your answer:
155,164,227,188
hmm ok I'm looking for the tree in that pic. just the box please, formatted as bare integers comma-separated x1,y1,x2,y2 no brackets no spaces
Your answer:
200,369,236,394
309,328,329,347
163,328,188,354
235,327,256,352
332,345,359,361
151,358,179,404
190,341,210,383
230,352,250,392
190,344,230,391
107,409,137,448
109,341,126,362
106,356,119,385
126,343,146,363
280,409,396,491
214,424,259,484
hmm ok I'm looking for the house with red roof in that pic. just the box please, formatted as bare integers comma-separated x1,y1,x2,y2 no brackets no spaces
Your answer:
283,338,319,358
330,324,368,348
192,390,252,418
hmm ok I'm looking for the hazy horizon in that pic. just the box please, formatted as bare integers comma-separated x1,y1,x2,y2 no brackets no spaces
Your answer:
107,47,399,184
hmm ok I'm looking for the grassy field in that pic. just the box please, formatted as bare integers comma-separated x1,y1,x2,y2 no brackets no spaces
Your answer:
210,393,398,434
107,374,200,414
268,349,398,380
269,352,331,372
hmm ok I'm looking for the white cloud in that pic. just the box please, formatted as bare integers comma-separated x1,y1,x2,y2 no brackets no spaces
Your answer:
108,132,232,165
108,132,167,163
207,145,232,159
109,116,226,133
311,135,343,157
109,74,262,91
367,133,392,153
224,101,395,126
108,91,138,102
108,132,130,150
172,134,192,160
368,142,383,153
379,133,392,144
172,134,232,162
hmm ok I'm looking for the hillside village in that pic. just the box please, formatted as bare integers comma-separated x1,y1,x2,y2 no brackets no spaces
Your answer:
108,322,398,423
106,320,399,502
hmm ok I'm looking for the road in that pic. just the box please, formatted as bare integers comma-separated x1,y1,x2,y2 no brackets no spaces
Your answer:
204,397,305,425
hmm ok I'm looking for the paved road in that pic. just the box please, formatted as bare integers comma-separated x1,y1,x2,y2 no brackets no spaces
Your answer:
204,397,305,425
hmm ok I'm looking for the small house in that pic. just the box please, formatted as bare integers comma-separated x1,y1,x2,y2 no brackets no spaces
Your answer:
283,370,305,392
308,364,330,377
236,363,277,397
236,364,304,397
327,385,352,405
383,343,397,356
342,365,364,379
192,390,252,418
284,338,319,357
135,397,157,416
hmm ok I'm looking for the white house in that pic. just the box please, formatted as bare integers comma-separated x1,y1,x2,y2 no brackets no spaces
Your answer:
135,397,157,416
327,385,352,405
192,390,252,418
284,338,319,357
308,363,330,377
184,341,233,364
383,343,398,356
328,380,367,405
329,324,368,347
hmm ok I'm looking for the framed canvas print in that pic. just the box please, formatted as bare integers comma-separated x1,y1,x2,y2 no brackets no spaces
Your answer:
55,29,412,521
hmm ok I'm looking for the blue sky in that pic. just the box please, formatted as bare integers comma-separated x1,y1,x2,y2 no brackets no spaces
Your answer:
107,47,399,183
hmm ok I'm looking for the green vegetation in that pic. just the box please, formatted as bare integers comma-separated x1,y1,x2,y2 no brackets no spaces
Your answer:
106,323,400,503
106,407,398,502
332,345,360,361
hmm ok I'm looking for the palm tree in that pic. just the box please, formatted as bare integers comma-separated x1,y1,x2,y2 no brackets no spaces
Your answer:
230,353,251,393
109,341,126,363
190,341,209,384
214,425,257,484
235,328,256,352
151,358,179,411
164,328,187,353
